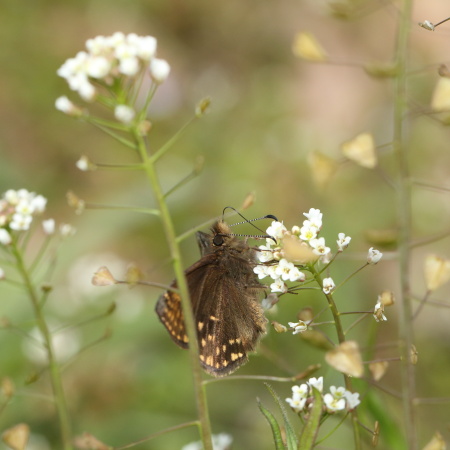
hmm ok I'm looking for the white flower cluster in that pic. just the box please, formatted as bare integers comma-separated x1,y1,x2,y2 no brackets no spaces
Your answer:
0,189,47,240
254,208,347,294
286,376,360,414
56,32,170,120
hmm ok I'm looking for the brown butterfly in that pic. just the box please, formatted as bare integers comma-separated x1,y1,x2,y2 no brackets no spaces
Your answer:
155,213,277,377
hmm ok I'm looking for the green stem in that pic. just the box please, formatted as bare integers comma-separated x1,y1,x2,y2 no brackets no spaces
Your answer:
10,239,72,450
310,267,361,449
134,132,213,450
393,1,416,448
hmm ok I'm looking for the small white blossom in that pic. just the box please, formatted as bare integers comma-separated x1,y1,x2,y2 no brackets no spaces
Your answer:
149,58,171,83
308,377,323,393
275,258,303,282
78,80,96,101
114,105,136,124
324,392,346,412
373,300,387,322
119,56,140,76
270,277,288,293
291,225,301,235
337,232,351,251
253,265,269,279
0,229,12,245
322,277,335,295
303,208,323,229
86,56,111,79
10,214,33,231
134,35,157,60
367,247,383,264
266,221,287,241
76,155,90,171
257,244,274,263
299,221,319,241
286,395,307,413
330,386,346,399
60,224,76,237
42,219,56,235
4,189,20,205
16,199,35,216
31,195,47,213
55,96,80,116
309,237,330,257
344,390,360,410
288,320,308,334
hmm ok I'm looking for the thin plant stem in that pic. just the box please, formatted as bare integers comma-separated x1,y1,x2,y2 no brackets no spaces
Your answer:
134,130,213,450
393,0,416,448
10,239,73,450
310,266,361,449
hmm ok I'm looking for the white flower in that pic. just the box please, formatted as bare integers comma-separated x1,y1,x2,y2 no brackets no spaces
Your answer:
266,265,279,280
149,58,171,83
16,199,35,216
275,258,301,281
309,237,330,256
303,208,322,228
257,244,274,263
286,383,309,413
119,56,140,76
322,277,335,295
286,395,307,413
373,300,387,322
324,393,346,412
86,56,111,79
42,219,55,235
31,195,47,214
10,214,33,231
344,390,360,410
266,221,287,240
55,96,80,116
4,189,20,205
60,224,76,237
308,376,323,393
299,221,319,241
288,320,308,334
0,268,5,280
270,277,287,293
330,386,346,399
291,225,301,235
78,80,96,101
182,433,233,450
76,155,90,171
134,35,157,60
292,383,309,397
253,265,269,279
0,229,12,245
85,35,110,55
367,247,383,264
337,232,351,251
114,105,136,124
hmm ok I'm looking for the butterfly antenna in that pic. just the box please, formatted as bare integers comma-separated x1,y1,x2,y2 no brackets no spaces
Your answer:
222,206,278,243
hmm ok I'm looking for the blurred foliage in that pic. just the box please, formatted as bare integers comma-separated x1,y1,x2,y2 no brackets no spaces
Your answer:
1,0,450,449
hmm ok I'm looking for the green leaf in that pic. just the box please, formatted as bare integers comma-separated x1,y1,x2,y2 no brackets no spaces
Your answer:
298,386,323,450
264,383,298,450
257,397,286,450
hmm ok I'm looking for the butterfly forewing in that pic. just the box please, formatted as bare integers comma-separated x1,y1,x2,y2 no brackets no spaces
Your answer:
155,220,267,377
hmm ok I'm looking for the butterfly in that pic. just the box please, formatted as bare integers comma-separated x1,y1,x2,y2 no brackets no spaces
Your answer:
155,214,276,377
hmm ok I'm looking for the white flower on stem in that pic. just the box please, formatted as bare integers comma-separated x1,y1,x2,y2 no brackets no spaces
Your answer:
309,237,330,257
0,268,5,280
291,225,301,235
270,277,288,294
134,35,157,60
78,80,96,101
114,105,136,124
322,277,335,295
303,208,322,229
4,190,20,205
257,244,274,263
266,265,279,280
119,56,140,76
76,155,90,171
344,390,360,410
288,320,308,334
275,258,305,282
85,35,110,55
367,247,383,264
149,58,171,83
299,221,319,241
10,214,32,231
42,219,55,235
308,376,323,393
0,229,12,245
16,199,35,216
373,300,387,322
330,386,346,399
337,233,351,251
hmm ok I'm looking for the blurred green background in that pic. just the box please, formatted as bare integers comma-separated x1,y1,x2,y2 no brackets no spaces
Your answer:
1,0,450,448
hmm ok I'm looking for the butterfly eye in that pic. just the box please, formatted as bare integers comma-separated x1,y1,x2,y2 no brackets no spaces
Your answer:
213,234,224,246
